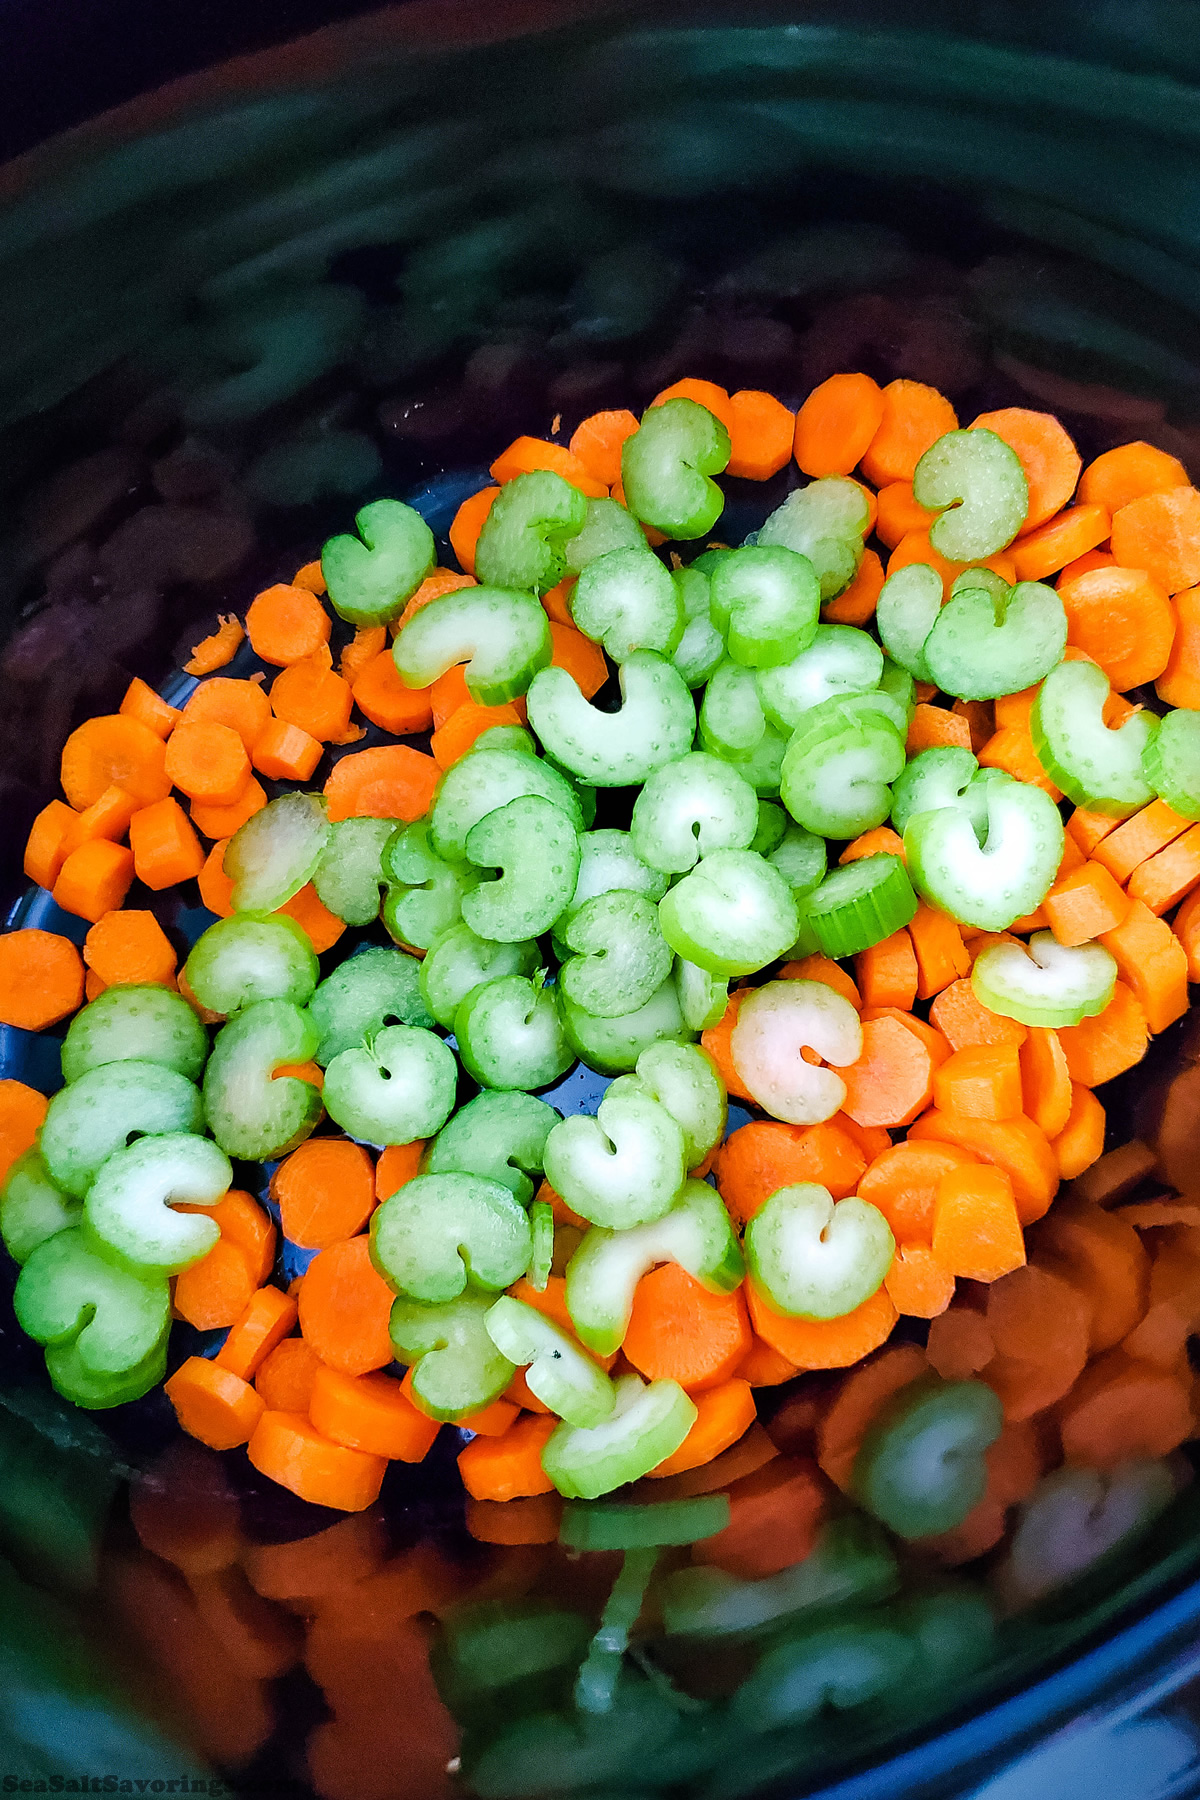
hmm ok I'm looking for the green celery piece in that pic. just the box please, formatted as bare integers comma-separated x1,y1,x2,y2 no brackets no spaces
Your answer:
542,1374,697,1499
971,930,1117,1028
41,1062,203,1199
913,427,1029,560
620,398,730,539
202,999,321,1161
474,469,587,594
184,911,318,1014
708,544,820,669
526,650,696,788
371,1171,532,1304
82,1132,231,1277
59,985,208,1084
393,583,552,704
323,1023,458,1145
321,497,435,626
745,1183,894,1321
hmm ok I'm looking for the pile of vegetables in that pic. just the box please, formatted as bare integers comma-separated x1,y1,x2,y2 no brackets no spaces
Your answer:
3,372,1200,1554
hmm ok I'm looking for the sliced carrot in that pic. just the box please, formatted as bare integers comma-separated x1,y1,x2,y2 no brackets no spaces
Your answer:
0,929,84,1030
1035,1200,1149,1353
1128,822,1200,915
297,1236,395,1376
184,616,245,676
1009,504,1110,583
690,1456,828,1579
310,1365,440,1461
792,372,884,478
457,1413,558,1501
926,1306,995,1381
839,1015,935,1129
393,567,478,637
1043,861,1130,948
247,1410,386,1510
857,1139,977,1243
271,1139,376,1249
198,838,235,918
128,797,206,890
1092,799,1192,884
192,1190,275,1286
1057,982,1149,1086
1019,1027,1073,1140
455,1395,520,1437
641,1420,778,1501
1158,582,1200,709
1111,485,1200,594
255,1337,322,1413
430,701,523,768
173,1238,257,1330
60,714,170,811
1051,1083,1107,1180
1099,900,1188,1035
860,380,957,487
817,1345,929,1491
854,930,918,1011
23,798,76,890
323,745,439,824
1078,441,1189,513
993,686,1037,732
932,1042,1023,1122
906,703,972,756
970,407,1081,533
292,560,327,596
549,620,607,699
647,1378,757,1478
622,1263,751,1391
931,1163,1026,1282
650,378,734,432
429,664,475,730
489,436,607,498
922,1421,1043,1564
860,1006,952,1073
339,625,387,687
270,651,353,743
273,1059,324,1089
888,529,1017,598
1173,884,1200,981
908,1110,1059,1225
1057,1349,1194,1467
978,725,1062,799
216,1286,299,1382
83,909,176,988
1067,806,1121,857
951,697,995,756
907,902,971,1000
723,388,795,480
351,651,433,735
59,783,144,857
569,409,639,488
190,775,267,842
821,546,885,626
539,577,574,626
745,1281,897,1369
449,488,500,577
0,1079,48,1183
376,1140,425,1201
701,991,753,1103
245,583,331,667
715,1119,866,1228
735,1337,800,1387
52,839,134,923
1056,565,1175,690
1060,548,1117,582
120,675,181,739
778,953,862,1008
929,978,1028,1050
465,1493,564,1545
181,676,273,751
874,480,936,549
840,827,906,862
251,718,323,783
165,1357,266,1451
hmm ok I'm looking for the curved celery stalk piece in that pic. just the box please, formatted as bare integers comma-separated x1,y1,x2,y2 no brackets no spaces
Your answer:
757,623,885,733
913,428,1028,560
475,468,588,593
781,697,906,838
59,986,208,1085
225,792,330,914
659,849,798,979
526,650,695,787
751,800,788,857
14,1227,170,1379
730,979,863,1126
758,478,867,599
389,1289,516,1422
425,1091,559,1206
671,565,725,689
630,752,759,874
674,959,729,1033
620,398,730,540
560,975,693,1075
570,547,683,662
745,1182,894,1320
0,1151,80,1266
541,1372,697,1499
543,1079,686,1229
313,816,394,926
560,829,670,927
45,1335,167,1410
923,580,1067,701
804,854,918,960
697,711,787,796
485,1295,616,1427
309,944,431,1063
463,794,582,942
321,497,435,627
382,825,480,952
708,545,820,669
768,822,827,895
527,1197,553,1291
566,1178,743,1356
1031,658,1158,817
971,930,1117,1028
82,1133,232,1277
564,497,647,575
456,973,574,1091
875,563,942,683
559,891,673,1018
905,773,1064,931
430,746,583,863
393,584,552,705
634,1041,727,1167
1143,708,1200,819
419,923,537,1031
202,999,322,1160
41,1063,203,1199
879,657,916,727
853,1374,1003,1539
370,1171,532,1303
890,745,985,839
185,912,318,1014
700,658,767,755
323,1023,458,1145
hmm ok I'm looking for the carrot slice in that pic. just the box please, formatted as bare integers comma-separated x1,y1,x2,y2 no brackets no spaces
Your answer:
251,718,323,782
932,1043,1023,1121
173,1238,257,1330
647,1378,757,1477
120,675,181,739
1174,884,1200,981
1043,861,1130,948
351,652,434,735
1051,1084,1107,1180
793,373,884,478
745,1281,897,1369
978,724,1062,799
81,910,175,990
1009,504,1110,584
128,797,206,890
1128,823,1200,915
1158,581,1200,709
725,389,795,480
931,1163,1026,1282
908,902,971,999
1111,485,1200,594
247,1410,386,1510
52,839,135,923
455,1395,520,1437
860,1007,952,1075
875,480,936,548
323,745,439,823
1057,1350,1194,1466
857,1139,977,1243
245,583,331,667
430,702,524,769
297,1236,395,1376
255,1337,322,1413
216,1286,299,1382
0,928,84,1030
822,547,885,626
60,714,170,811
184,616,245,676
275,883,346,955
181,677,273,751
690,1456,828,1578
0,1080,48,1184
854,930,918,1011
56,784,135,862
970,407,1081,533
817,1344,929,1491
449,489,500,576
393,567,477,636
841,829,907,864
1098,900,1188,1036
271,1139,376,1249
839,1015,934,1129
650,378,735,432
908,1110,1059,1225
1092,800,1192,885
985,1263,1091,1399
310,1365,441,1461
489,436,607,498
270,653,354,743
1078,441,1189,513
1018,1027,1073,1140
700,991,753,1103
622,1263,751,1391
860,381,957,487
1057,982,1149,1086
569,410,639,487
457,1413,558,1501
23,799,76,890
735,1337,800,1387
165,1357,266,1450
376,1141,425,1201
1057,565,1175,690
549,620,607,699
929,978,1028,1050
714,1118,866,1226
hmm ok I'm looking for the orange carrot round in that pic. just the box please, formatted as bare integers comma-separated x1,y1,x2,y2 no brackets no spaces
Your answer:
297,1235,394,1376
375,1140,425,1201
715,1119,866,1226
216,1286,299,1382
430,703,524,769
646,1379,757,1478
457,1412,558,1501
245,583,332,667
60,714,170,810
909,1110,1059,1226
181,677,273,750
465,1493,563,1544
839,1015,935,1129
190,776,268,842
860,381,957,487
271,1139,376,1249
0,928,84,1029
310,1365,441,1461
746,1281,897,1370
83,910,176,988
449,489,500,577
165,1357,266,1450
622,1263,751,1390
885,1244,957,1318
323,745,439,823
1009,504,1110,583
856,1139,978,1244
489,436,607,498
932,1043,1023,1121
1111,485,1200,594
874,481,936,549
726,389,795,480
793,373,884,478
270,655,354,743
931,1164,1026,1283
120,676,181,739
129,797,206,890
569,410,639,488
690,1456,828,1579
1078,441,1190,514
247,1409,386,1510
173,1238,257,1330
52,839,135,922
351,652,433,735
0,1079,48,1183
650,378,734,431
165,721,251,806
1057,565,1175,690
255,1338,323,1413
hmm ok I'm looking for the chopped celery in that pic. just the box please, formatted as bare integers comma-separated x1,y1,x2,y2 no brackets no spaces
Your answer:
313,816,394,925
803,854,918,959
890,745,986,840
633,1041,727,1167
570,547,683,662
971,930,1117,1028
708,545,820,669
559,891,673,1018
474,468,588,594
310,944,432,1063
0,1151,80,1266
430,746,582,863
321,497,435,627
323,1023,458,1144
670,564,725,689
225,791,330,913
185,912,318,1014
876,563,942,683
1032,658,1158,817
485,1295,615,1427
923,580,1067,701
41,1063,204,1199
425,1091,559,1206
457,973,574,1091
780,697,906,839
526,650,695,787
700,658,767,755
560,976,694,1075
729,979,862,1126
746,1183,894,1320
630,751,758,874
564,497,646,574
370,1171,532,1303
389,1288,516,1422
203,999,321,1160
853,1374,1003,1540
543,1079,686,1229
620,398,730,539
905,773,1064,931
1143,707,1200,819
419,923,538,1030
463,795,582,941
757,624,884,733
913,427,1028,560
658,848,799,978
542,1373,697,1499
60,986,208,1085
